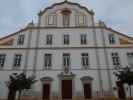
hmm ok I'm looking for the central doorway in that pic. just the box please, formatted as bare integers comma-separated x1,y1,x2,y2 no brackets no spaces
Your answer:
61,80,72,99
43,83,50,100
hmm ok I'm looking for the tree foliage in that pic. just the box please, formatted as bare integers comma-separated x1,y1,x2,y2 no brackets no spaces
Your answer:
6,73,36,100
114,67,133,85
114,67,133,99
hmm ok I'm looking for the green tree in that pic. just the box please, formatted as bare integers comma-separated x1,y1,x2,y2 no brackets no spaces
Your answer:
6,73,36,100
6,73,18,100
114,67,133,99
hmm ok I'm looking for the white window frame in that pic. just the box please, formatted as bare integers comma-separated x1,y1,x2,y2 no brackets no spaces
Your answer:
63,14,70,27
111,52,121,67
109,34,116,44
63,53,70,67
0,54,6,68
48,14,57,25
81,53,89,69
44,54,52,70
127,53,133,67
17,34,25,45
63,34,70,45
81,34,87,45
78,15,86,25
13,54,22,68
46,34,53,45
76,14,86,26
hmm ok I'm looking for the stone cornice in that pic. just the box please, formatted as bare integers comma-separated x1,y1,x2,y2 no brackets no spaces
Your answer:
0,26,133,43
0,46,133,50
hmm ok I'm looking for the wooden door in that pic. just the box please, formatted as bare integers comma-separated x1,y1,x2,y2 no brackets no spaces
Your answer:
116,81,126,99
84,83,92,99
62,80,72,99
43,84,50,100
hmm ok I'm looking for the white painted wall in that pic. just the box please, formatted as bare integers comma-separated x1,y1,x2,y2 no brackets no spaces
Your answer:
0,1,133,99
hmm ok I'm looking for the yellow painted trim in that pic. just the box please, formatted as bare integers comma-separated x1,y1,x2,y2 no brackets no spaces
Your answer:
119,38,133,45
0,38,14,46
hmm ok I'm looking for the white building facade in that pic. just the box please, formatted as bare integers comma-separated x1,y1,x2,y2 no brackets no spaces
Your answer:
0,1,133,100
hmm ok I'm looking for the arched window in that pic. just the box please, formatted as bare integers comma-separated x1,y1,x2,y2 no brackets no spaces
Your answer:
61,8,71,27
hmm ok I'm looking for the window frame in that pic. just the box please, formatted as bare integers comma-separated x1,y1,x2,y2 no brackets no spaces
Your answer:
0,54,6,68
17,34,25,45
108,34,116,44
78,15,86,25
75,14,86,26
46,34,53,45
63,53,70,67
44,54,52,70
13,54,22,68
127,52,133,67
111,52,121,66
63,14,70,27
63,34,70,45
81,34,87,45
47,14,57,25
81,53,89,69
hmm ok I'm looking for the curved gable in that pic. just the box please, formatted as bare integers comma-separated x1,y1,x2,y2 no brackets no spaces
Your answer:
39,1,94,16
39,1,94,27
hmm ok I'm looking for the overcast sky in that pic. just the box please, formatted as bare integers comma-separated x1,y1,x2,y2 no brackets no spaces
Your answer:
0,0,133,38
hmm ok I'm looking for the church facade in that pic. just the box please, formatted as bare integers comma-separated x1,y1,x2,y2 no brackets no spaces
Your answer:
0,1,133,100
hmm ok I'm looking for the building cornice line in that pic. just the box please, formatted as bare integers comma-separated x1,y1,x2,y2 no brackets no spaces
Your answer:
0,68,130,72
0,26,104,41
0,46,133,50
0,26,133,41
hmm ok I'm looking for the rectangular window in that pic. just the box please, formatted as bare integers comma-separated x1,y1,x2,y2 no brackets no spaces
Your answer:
44,54,52,69
79,15,84,24
46,34,52,45
81,53,89,69
17,35,25,45
111,53,120,66
109,34,116,44
13,54,22,67
81,34,87,45
63,15,70,27
127,53,133,67
78,15,86,25
64,34,69,45
48,15,56,25
0,54,6,68
63,53,70,67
